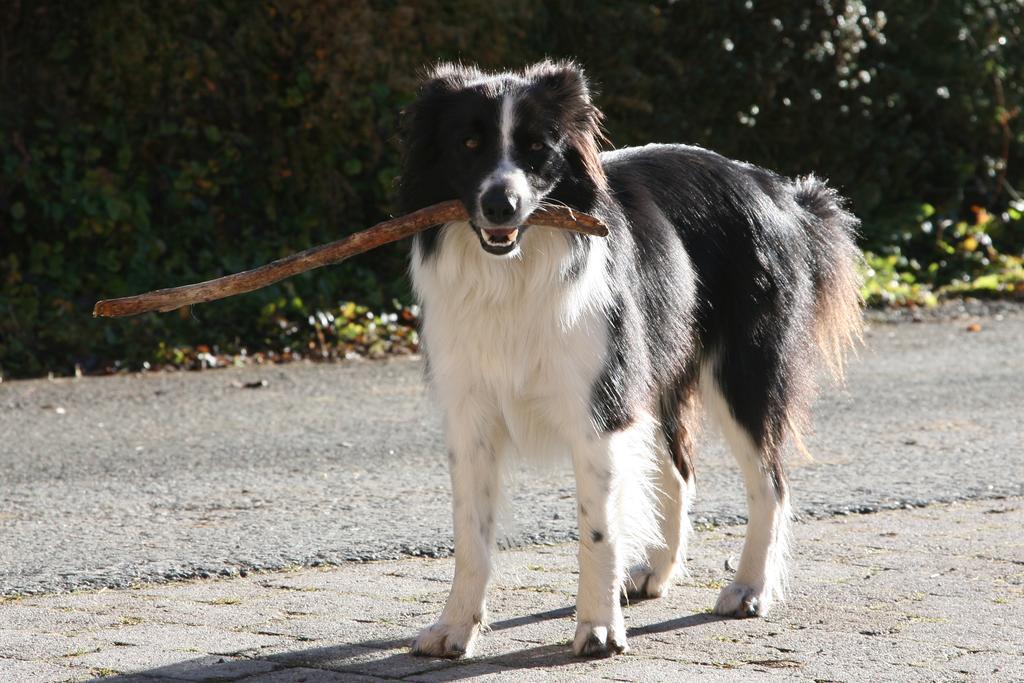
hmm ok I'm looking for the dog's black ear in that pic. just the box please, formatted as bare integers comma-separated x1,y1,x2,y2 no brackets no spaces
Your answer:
403,62,474,135
416,62,482,99
527,60,594,113
528,60,609,196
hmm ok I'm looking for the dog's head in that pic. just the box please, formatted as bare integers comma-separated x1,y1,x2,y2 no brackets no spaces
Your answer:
399,61,606,257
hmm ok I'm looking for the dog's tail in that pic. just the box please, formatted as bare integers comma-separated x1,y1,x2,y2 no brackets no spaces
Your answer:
793,175,864,382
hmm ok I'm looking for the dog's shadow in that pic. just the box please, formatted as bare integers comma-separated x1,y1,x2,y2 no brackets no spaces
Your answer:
100,606,726,681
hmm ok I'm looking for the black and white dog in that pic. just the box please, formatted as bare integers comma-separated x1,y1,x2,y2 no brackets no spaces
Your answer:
399,61,862,658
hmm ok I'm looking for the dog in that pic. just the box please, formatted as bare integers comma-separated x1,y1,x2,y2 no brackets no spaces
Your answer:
398,60,862,658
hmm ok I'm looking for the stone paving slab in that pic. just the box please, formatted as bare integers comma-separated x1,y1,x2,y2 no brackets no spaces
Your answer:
0,498,1021,682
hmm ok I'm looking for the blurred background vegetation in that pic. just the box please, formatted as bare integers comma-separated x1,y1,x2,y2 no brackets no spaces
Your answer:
2,0,1023,378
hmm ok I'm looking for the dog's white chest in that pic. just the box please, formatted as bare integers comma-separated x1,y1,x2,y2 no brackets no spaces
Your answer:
411,223,610,445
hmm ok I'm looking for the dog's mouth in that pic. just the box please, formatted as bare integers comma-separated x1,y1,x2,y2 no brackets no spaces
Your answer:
473,225,525,256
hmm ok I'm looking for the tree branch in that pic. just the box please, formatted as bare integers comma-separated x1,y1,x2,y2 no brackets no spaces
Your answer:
93,200,608,318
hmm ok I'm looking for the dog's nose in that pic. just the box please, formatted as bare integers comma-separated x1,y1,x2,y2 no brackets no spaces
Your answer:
480,187,518,224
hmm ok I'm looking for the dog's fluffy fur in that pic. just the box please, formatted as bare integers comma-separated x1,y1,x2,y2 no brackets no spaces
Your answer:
399,61,862,658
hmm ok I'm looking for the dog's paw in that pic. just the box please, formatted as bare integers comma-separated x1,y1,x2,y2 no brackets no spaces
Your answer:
411,620,480,659
713,581,773,618
572,621,629,657
623,563,673,602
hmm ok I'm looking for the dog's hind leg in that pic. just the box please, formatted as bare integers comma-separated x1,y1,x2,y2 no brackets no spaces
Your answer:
701,359,791,618
626,381,697,600
412,401,506,658
572,413,660,656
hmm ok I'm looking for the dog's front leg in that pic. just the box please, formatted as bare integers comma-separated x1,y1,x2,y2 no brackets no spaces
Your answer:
571,435,628,656
412,408,504,659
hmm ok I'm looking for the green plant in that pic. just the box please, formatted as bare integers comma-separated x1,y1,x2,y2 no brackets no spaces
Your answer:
862,198,1024,305
2,1,1023,377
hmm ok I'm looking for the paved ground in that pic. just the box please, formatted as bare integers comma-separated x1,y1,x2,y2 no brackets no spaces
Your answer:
2,313,1023,596
1,498,1021,682
1,308,1023,680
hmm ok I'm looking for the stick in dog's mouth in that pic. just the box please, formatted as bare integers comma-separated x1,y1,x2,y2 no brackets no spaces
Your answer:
93,200,607,318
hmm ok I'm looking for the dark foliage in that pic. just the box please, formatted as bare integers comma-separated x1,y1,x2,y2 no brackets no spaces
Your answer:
1,1,1022,377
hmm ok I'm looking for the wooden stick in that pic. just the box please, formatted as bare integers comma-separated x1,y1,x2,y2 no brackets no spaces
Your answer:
92,200,608,318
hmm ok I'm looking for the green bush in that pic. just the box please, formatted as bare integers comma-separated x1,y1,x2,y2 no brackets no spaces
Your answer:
2,1,1023,377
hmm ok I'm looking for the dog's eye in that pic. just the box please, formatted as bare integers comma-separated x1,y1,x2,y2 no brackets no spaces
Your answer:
529,141,546,152
464,137,480,150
